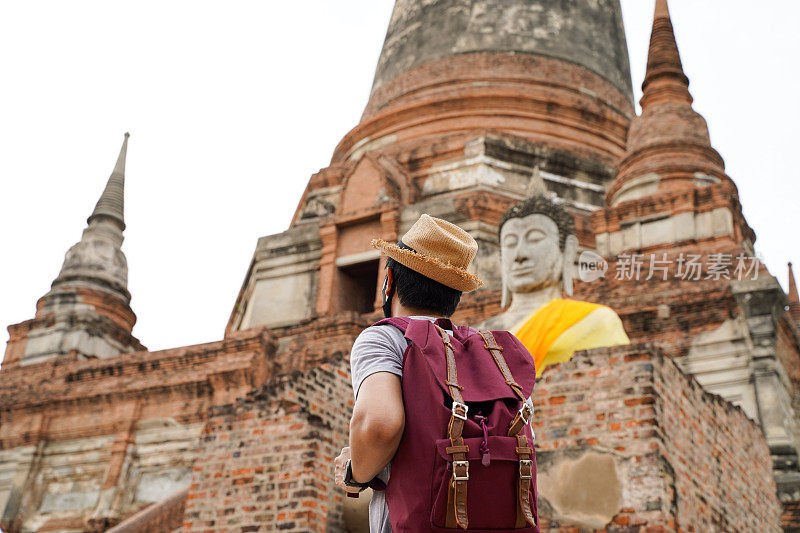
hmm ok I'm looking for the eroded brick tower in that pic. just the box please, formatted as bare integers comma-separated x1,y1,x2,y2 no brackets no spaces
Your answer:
226,0,637,334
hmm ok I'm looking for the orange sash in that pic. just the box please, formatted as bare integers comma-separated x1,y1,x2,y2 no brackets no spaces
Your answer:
511,299,629,377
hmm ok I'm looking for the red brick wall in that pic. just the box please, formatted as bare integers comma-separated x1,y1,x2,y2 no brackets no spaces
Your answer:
534,344,673,530
533,343,780,531
0,328,275,449
652,344,781,531
783,500,800,531
183,358,353,532
183,339,779,531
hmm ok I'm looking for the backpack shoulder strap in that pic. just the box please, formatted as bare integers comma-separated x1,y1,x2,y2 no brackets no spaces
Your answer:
431,317,476,342
371,317,411,333
477,330,536,528
477,331,527,403
433,324,470,530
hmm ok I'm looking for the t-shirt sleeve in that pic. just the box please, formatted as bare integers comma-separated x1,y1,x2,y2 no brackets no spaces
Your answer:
350,325,407,400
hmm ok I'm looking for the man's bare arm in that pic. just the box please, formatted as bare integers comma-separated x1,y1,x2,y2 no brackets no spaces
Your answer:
348,371,405,483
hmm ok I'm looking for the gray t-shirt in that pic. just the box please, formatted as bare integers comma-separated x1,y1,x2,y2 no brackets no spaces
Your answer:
350,317,452,533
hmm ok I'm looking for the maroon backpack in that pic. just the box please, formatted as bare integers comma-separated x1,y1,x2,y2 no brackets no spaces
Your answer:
372,317,539,532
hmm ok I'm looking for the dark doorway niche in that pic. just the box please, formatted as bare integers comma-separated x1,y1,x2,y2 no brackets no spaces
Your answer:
337,259,379,314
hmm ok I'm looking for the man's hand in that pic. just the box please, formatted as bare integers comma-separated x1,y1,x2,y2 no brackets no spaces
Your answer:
333,446,363,495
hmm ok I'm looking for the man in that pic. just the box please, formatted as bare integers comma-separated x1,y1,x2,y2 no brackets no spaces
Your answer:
334,214,483,532
481,195,629,377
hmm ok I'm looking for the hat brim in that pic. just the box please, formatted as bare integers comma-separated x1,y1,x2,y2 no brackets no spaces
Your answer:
371,239,484,293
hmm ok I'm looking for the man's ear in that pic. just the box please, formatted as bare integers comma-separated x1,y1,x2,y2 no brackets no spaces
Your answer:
562,234,578,297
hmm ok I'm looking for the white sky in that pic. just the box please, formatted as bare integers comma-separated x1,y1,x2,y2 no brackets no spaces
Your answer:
1,1,798,353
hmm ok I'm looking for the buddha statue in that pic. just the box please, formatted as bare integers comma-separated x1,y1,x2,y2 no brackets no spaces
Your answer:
482,195,629,378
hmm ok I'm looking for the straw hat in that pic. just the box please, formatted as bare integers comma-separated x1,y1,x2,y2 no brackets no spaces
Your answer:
371,214,483,292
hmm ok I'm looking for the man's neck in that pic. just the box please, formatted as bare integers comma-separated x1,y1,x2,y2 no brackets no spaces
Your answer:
393,302,444,319
507,284,561,317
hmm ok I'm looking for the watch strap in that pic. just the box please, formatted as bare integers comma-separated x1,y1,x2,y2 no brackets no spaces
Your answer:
344,459,370,491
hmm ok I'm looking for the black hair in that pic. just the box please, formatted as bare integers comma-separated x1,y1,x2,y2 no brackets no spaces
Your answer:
498,195,576,251
386,257,462,317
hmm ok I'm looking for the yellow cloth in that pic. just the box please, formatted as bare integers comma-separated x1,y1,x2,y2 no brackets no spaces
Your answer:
511,298,630,377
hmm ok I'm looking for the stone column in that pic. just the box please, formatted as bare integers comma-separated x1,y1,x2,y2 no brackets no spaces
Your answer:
316,223,338,315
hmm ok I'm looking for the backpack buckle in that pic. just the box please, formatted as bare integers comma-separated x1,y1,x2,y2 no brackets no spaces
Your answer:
519,459,533,479
452,460,470,481
518,403,532,426
521,397,535,424
452,401,468,421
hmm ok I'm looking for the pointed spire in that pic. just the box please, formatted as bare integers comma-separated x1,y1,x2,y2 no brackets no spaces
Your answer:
606,0,728,205
17,132,141,365
788,263,800,322
654,0,669,18
88,132,129,230
51,132,132,297
640,0,692,109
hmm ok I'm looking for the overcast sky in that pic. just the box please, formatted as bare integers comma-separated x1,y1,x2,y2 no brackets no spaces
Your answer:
1,1,798,353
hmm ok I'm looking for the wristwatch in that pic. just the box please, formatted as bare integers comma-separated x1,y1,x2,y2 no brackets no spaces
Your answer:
344,459,371,492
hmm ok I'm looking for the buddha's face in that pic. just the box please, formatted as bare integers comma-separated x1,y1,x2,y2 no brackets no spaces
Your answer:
500,213,563,294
